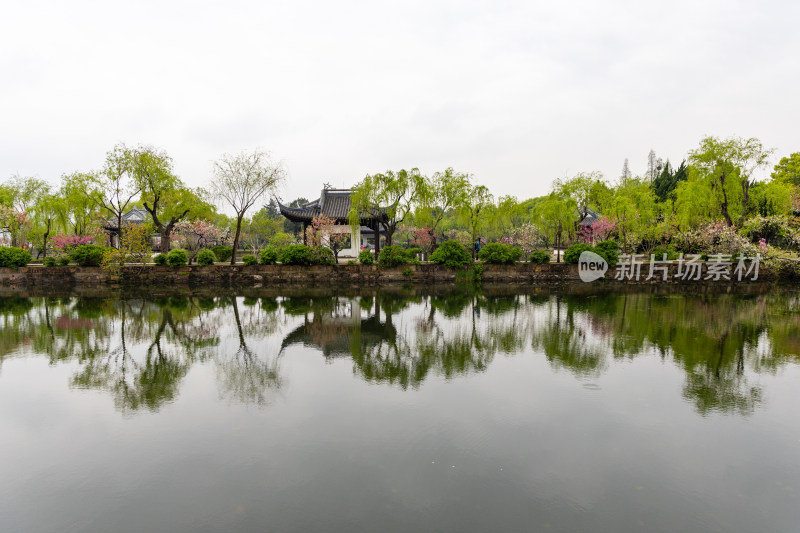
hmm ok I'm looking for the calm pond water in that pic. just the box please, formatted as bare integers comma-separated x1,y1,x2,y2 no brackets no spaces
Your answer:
1,285,799,533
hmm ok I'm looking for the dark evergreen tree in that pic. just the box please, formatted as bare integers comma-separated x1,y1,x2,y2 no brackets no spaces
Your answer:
652,160,687,204
283,197,309,236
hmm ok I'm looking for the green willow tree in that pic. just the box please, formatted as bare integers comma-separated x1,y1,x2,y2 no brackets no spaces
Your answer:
608,176,659,248
416,167,471,241
64,146,142,246
31,191,65,257
534,193,577,261
127,145,210,253
59,174,97,235
687,136,773,227
489,195,529,237
5,174,49,213
554,171,610,223
349,168,426,247
459,184,494,257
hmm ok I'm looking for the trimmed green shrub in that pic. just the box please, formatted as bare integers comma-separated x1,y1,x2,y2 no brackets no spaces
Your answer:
211,245,233,263
68,244,106,267
563,243,593,264
405,247,422,259
153,253,168,266
359,250,374,265
594,240,620,266
57,257,70,266
429,241,472,269
528,249,550,264
0,246,32,268
278,244,312,265
43,256,57,267
650,244,679,261
241,254,257,266
196,249,216,266
478,243,523,264
309,246,335,266
259,245,279,265
377,245,418,268
166,249,188,267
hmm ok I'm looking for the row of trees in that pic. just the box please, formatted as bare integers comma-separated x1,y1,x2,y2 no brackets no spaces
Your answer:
344,136,799,257
0,145,285,264
2,135,799,265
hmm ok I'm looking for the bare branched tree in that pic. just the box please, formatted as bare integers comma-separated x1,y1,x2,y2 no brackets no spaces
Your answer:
210,149,286,264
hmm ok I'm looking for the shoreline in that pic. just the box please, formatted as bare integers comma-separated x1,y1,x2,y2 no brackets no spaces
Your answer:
0,262,795,289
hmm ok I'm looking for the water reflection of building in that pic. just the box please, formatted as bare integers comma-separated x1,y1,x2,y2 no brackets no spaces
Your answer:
280,297,397,359
2,290,797,414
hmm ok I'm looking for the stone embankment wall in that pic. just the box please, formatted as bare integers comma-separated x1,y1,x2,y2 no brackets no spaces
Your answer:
0,262,786,288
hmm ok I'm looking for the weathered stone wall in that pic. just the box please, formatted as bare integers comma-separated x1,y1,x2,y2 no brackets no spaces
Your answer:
0,261,786,288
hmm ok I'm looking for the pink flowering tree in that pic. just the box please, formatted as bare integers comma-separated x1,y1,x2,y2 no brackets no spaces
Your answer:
173,220,227,263
578,218,616,244
498,225,541,256
0,206,32,247
411,227,435,255
50,234,95,258
510,224,540,256
306,215,350,261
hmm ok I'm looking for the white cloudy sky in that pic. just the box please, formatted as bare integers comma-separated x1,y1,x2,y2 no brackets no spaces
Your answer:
1,0,798,203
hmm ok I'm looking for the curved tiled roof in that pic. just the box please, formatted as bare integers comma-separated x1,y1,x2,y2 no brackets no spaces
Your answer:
278,188,388,225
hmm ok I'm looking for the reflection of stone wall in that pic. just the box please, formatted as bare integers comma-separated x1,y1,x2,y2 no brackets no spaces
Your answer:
0,262,788,288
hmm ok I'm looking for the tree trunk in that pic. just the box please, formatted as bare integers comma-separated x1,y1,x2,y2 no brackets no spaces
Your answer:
160,229,171,254
718,172,734,226
42,220,51,258
385,224,394,247
116,212,123,249
737,180,751,228
556,227,561,263
230,215,244,265
373,221,381,259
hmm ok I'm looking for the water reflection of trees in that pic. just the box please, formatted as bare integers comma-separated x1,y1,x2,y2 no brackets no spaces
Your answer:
272,288,800,414
536,292,800,415
0,295,283,412
1,288,798,415
214,296,283,406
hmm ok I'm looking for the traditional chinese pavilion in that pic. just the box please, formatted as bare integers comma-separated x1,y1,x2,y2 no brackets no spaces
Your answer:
277,187,388,258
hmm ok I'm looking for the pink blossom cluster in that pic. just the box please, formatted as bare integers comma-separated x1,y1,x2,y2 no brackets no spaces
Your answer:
51,233,94,251
174,220,227,250
498,224,540,255
411,227,435,253
578,218,616,244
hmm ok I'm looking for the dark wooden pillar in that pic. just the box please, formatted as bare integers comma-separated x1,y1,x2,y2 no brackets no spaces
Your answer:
302,221,307,245
373,221,381,259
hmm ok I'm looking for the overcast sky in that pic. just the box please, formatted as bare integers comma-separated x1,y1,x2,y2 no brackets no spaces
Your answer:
1,0,798,204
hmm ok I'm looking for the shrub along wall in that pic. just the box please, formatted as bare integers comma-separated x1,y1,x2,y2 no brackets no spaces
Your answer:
0,262,792,288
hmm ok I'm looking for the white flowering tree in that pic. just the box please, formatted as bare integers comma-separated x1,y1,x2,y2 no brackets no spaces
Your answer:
173,220,227,263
